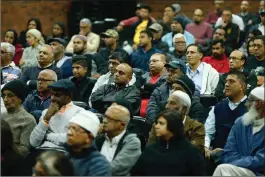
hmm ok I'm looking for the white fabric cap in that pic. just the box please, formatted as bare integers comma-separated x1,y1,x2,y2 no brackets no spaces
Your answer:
250,86,264,101
27,29,42,40
69,110,100,137
172,90,191,108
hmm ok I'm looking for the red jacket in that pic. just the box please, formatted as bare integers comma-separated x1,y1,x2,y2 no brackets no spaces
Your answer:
202,55,229,73
13,44,24,66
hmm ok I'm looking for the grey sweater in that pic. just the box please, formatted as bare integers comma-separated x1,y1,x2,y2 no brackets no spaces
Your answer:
2,106,36,156
30,104,84,151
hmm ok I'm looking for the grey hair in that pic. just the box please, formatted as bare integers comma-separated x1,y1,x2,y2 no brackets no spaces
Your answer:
80,18,92,26
173,33,187,44
1,42,15,59
39,69,58,81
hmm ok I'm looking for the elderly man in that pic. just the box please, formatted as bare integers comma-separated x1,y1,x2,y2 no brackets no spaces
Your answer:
91,63,140,115
48,38,73,78
1,42,21,84
66,18,100,53
19,44,61,86
148,90,205,154
169,33,187,62
146,59,186,123
96,105,141,176
186,44,219,95
30,79,84,153
72,35,108,78
213,86,264,176
66,110,111,176
162,17,195,52
215,50,257,101
99,29,129,62
23,69,57,121
1,80,36,156
186,9,213,46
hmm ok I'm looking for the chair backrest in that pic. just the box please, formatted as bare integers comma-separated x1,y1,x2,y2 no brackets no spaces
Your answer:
200,94,218,108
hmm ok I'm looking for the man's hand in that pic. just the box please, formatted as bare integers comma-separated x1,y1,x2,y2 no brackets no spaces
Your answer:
19,58,24,66
163,15,171,24
212,148,223,153
43,102,60,122
221,20,228,28
205,147,212,159
115,25,123,32
132,44,138,51
79,31,87,36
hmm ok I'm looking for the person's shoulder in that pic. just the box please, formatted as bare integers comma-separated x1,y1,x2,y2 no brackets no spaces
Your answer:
90,32,100,38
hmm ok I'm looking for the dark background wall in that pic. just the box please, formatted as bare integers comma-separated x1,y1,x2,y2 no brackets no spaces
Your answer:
1,0,260,38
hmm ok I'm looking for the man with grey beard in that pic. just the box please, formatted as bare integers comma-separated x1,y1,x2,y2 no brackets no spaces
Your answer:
213,86,264,176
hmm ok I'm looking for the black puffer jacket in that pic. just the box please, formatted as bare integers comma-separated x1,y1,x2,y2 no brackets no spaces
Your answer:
91,84,141,115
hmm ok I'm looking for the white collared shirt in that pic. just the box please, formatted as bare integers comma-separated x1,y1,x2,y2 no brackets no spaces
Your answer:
100,130,126,162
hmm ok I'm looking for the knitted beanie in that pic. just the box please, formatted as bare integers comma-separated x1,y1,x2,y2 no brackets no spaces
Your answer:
1,80,28,102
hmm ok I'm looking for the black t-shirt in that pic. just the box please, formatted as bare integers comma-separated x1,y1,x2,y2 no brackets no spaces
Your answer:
245,56,265,72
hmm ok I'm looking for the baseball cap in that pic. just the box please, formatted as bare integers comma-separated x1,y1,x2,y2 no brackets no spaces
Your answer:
149,23,163,33
172,4,181,13
165,59,187,74
47,38,67,47
48,79,75,92
101,29,119,38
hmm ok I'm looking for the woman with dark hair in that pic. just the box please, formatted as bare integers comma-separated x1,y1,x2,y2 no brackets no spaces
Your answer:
32,151,74,176
131,110,206,176
247,39,255,57
47,22,69,43
19,18,46,47
3,29,24,66
1,119,25,176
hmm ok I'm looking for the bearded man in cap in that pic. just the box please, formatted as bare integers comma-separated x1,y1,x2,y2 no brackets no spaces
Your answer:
1,80,36,156
213,86,265,176
30,79,85,154
99,29,129,62
66,110,111,176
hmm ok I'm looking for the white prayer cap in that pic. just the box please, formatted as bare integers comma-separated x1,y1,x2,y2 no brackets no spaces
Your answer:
171,90,191,108
250,86,264,101
69,110,100,137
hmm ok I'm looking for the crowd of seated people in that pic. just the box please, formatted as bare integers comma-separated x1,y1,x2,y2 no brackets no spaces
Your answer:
1,0,265,176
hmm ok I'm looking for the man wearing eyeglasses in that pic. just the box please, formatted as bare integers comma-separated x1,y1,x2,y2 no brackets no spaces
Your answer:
1,42,21,84
96,105,141,176
91,63,140,115
215,50,258,101
23,69,57,122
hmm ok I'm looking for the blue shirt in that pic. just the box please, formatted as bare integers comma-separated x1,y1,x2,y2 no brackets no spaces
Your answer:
186,63,204,93
204,96,247,148
162,31,195,52
130,47,162,72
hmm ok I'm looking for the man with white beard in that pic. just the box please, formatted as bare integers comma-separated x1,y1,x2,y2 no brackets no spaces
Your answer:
213,86,264,176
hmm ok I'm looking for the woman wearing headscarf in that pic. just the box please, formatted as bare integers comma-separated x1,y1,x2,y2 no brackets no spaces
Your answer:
19,29,44,72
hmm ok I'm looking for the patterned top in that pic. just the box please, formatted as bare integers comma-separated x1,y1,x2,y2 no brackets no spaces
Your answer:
1,61,21,84
21,44,42,72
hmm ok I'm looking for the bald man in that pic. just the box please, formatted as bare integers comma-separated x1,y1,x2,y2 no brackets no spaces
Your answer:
96,105,141,176
23,69,57,121
140,53,167,117
20,45,62,85
91,63,141,115
186,9,213,45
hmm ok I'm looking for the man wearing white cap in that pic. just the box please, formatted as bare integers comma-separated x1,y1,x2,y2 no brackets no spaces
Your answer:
148,90,205,154
67,110,111,176
213,86,264,176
